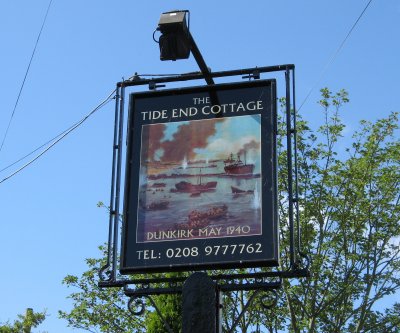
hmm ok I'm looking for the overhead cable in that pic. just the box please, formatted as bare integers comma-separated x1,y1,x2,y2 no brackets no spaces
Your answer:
0,0,54,154
0,88,116,184
298,0,374,111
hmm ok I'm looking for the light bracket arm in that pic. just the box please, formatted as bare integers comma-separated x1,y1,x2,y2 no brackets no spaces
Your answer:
187,31,215,85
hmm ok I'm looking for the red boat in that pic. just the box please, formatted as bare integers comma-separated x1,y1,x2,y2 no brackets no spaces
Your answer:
175,180,217,192
175,169,217,193
224,153,254,175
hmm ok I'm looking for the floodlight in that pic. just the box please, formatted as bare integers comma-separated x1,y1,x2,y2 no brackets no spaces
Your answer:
154,10,215,85
157,10,190,61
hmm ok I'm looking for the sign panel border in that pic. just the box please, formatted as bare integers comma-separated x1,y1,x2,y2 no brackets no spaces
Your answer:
121,79,278,274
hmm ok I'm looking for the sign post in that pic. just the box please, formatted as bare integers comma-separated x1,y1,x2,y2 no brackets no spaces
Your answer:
99,65,309,333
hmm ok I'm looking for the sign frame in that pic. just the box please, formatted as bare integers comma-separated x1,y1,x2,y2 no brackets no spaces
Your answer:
120,79,278,274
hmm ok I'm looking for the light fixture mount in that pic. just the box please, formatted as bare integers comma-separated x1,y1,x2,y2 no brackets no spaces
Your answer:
157,10,190,61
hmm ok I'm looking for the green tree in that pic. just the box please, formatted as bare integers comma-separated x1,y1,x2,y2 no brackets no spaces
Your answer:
145,292,182,333
59,247,147,333
0,308,46,333
274,88,400,332
60,89,400,332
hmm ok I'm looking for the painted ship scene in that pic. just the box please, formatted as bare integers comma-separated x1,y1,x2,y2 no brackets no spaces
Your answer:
136,115,263,243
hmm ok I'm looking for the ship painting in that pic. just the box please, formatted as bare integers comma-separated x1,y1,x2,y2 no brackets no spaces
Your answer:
224,152,255,175
174,169,217,193
135,115,263,243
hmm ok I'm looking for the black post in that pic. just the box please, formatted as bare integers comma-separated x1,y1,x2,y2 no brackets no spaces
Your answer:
285,68,296,269
112,84,125,281
216,288,223,333
182,272,217,333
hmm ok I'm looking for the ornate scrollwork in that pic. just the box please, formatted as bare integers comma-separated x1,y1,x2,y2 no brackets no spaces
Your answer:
259,289,278,309
255,276,264,284
141,283,150,289
98,264,113,282
126,295,174,333
128,296,146,316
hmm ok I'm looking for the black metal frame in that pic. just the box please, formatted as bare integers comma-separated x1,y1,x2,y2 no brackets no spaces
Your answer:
99,64,309,332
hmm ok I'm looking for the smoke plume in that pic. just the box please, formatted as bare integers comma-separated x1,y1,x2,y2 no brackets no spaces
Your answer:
238,140,260,156
141,123,166,161
161,119,218,162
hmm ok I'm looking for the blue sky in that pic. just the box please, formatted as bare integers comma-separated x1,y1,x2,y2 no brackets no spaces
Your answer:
0,1,399,332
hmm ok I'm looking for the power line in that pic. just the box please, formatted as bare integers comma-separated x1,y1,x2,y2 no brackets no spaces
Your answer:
0,130,68,174
0,88,116,184
0,112,89,174
0,0,54,154
298,0,374,111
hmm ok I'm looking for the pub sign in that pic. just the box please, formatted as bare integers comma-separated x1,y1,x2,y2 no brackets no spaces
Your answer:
121,80,278,273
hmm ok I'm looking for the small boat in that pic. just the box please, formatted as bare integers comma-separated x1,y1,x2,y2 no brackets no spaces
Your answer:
140,200,169,211
188,204,228,222
175,169,217,193
150,182,166,188
231,186,254,194
175,180,217,192
177,204,228,230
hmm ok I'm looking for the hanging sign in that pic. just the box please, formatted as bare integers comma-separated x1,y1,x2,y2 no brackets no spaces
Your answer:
121,80,278,273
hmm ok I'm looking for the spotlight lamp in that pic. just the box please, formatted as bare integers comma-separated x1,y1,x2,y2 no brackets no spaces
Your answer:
156,10,191,61
154,10,215,86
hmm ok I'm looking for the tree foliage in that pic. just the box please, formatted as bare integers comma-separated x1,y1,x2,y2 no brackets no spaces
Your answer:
277,88,400,332
0,309,46,333
59,248,147,333
60,88,400,332
145,291,182,333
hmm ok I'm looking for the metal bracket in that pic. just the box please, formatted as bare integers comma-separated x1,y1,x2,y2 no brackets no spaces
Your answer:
242,68,260,80
149,81,166,90
98,264,113,282
121,274,282,333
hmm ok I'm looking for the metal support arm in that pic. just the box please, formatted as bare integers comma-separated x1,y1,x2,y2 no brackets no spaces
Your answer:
187,31,215,85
